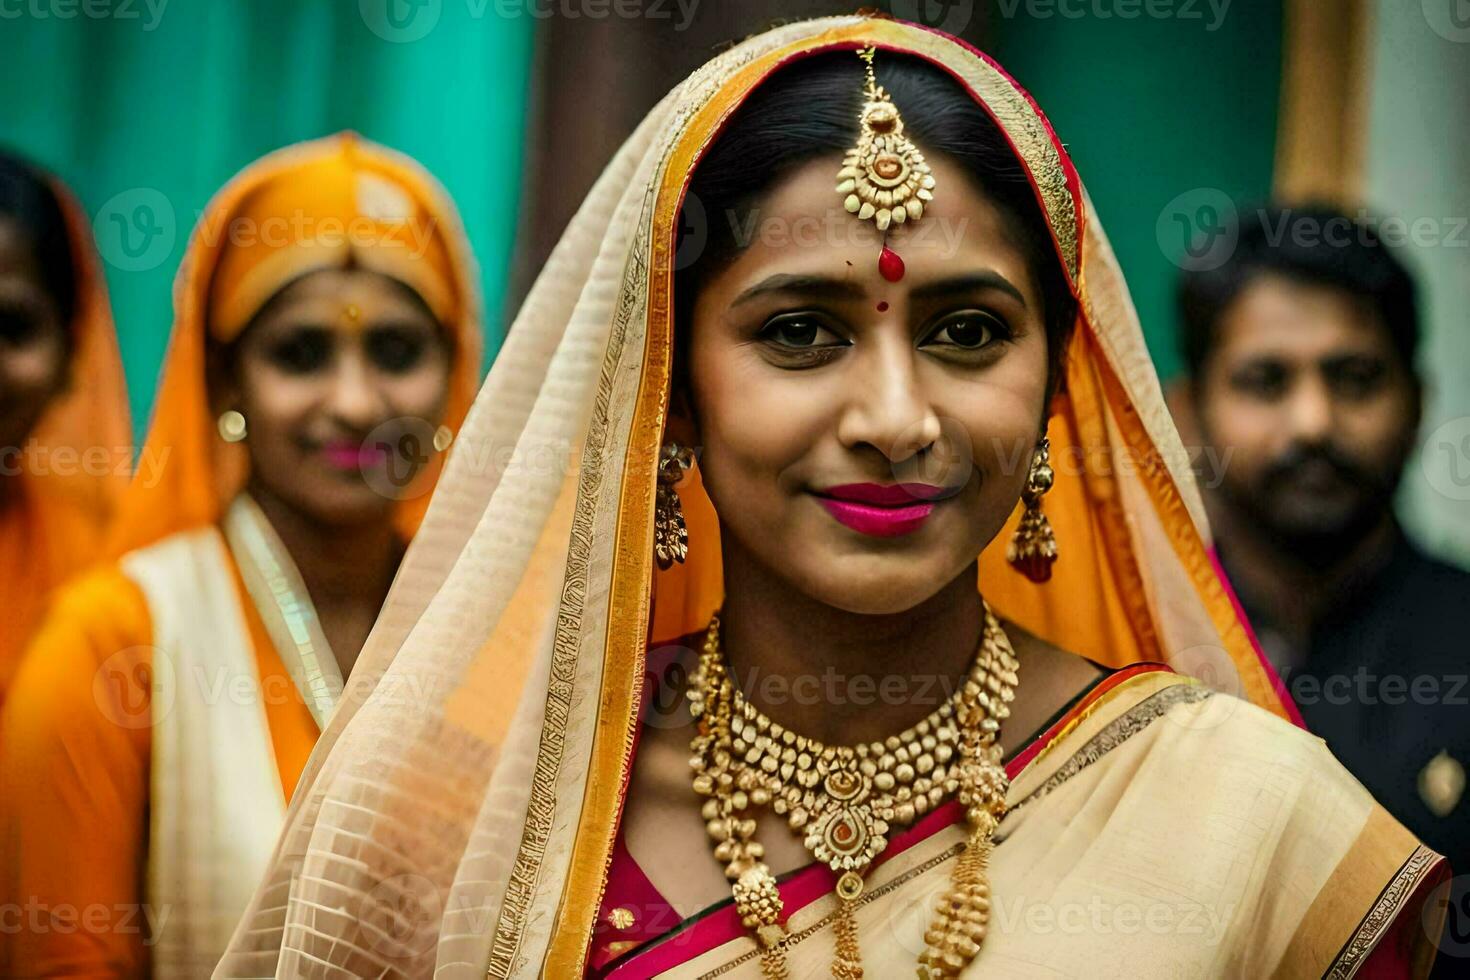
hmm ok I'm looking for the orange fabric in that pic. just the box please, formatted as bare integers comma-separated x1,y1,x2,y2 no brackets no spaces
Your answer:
106,132,482,559
0,135,481,977
0,562,316,978
206,136,458,342
0,178,130,702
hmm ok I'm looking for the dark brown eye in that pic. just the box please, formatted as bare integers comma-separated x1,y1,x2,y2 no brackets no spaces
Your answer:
365,326,431,373
0,305,42,347
759,314,844,349
265,328,331,374
923,310,1007,350
1230,362,1287,400
1326,358,1387,401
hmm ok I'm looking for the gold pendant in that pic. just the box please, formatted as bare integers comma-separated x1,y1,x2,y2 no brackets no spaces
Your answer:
689,607,1017,979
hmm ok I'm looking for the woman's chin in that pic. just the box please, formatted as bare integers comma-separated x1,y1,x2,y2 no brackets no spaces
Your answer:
789,553,962,617
267,480,397,530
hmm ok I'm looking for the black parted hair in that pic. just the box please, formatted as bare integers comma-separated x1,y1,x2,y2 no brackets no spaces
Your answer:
1176,204,1421,381
0,149,78,326
672,50,1077,402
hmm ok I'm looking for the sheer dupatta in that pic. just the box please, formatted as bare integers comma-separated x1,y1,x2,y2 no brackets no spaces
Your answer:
218,17,1296,979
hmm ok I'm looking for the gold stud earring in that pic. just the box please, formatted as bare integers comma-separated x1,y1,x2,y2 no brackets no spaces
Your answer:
433,424,453,452
1007,436,1057,583
217,409,247,443
654,442,694,569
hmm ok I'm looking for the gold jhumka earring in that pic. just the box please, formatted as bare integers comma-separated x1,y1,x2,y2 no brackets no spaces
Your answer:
684,47,1015,980
654,442,694,569
1007,437,1058,583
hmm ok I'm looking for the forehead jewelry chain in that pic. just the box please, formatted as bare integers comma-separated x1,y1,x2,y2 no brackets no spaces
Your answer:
836,46,933,285
687,604,1019,978
837,46,936,233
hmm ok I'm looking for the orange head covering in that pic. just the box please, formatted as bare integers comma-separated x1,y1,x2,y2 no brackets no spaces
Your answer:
206,143,458,342
106,133,482,559
0,167,131,691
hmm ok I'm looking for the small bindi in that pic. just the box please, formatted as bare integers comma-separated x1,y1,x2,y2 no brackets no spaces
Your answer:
876,301,890,312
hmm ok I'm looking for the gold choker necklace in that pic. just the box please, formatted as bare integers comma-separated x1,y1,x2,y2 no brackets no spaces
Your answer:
687,605,1020,978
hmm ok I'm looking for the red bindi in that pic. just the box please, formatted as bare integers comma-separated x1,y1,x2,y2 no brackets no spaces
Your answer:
876,301,889,312
878,244,905,282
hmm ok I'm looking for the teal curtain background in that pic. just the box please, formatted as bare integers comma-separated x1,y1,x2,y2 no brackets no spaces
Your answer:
992,0,1284,380
1,2,1284,432
0,0,532,441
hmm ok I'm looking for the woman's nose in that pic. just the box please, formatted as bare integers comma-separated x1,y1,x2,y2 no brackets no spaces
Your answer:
324,350,389,428
835,339,941,463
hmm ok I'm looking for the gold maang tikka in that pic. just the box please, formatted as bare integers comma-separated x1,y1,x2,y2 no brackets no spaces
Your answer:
836,46,936,232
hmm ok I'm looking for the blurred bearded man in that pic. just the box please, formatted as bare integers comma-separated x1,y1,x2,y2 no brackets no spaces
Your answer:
1176,204,1470,898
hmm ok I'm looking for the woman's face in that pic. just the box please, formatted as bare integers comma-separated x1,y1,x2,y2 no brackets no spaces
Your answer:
683,155,1052,615
0,219,69,461
220,267,453,528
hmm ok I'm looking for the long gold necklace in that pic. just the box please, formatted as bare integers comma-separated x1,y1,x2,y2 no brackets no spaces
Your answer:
687,604,1019,978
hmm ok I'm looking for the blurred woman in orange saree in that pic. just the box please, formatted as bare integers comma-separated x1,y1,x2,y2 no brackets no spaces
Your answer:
0,152,129,701
0,134,481,978
221,18,1446,980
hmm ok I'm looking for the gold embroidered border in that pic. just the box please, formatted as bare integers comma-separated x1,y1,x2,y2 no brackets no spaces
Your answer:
484,197,658,980
1324,844,1442,979
1001,681,1213,829
537,46,771,976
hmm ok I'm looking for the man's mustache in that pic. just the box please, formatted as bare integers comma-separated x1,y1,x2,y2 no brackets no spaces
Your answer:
1260,442,1373,491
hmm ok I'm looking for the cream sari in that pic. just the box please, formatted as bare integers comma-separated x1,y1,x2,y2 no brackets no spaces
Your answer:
219,16,1447,979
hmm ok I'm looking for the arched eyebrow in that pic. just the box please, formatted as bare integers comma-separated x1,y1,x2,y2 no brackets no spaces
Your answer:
729,271,1028,310
730,274,866,308
910,272,1027,308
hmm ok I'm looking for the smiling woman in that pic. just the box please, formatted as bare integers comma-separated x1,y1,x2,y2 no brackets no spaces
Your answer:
222,17,1445,980
211,266,453,530
0,134,480,979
